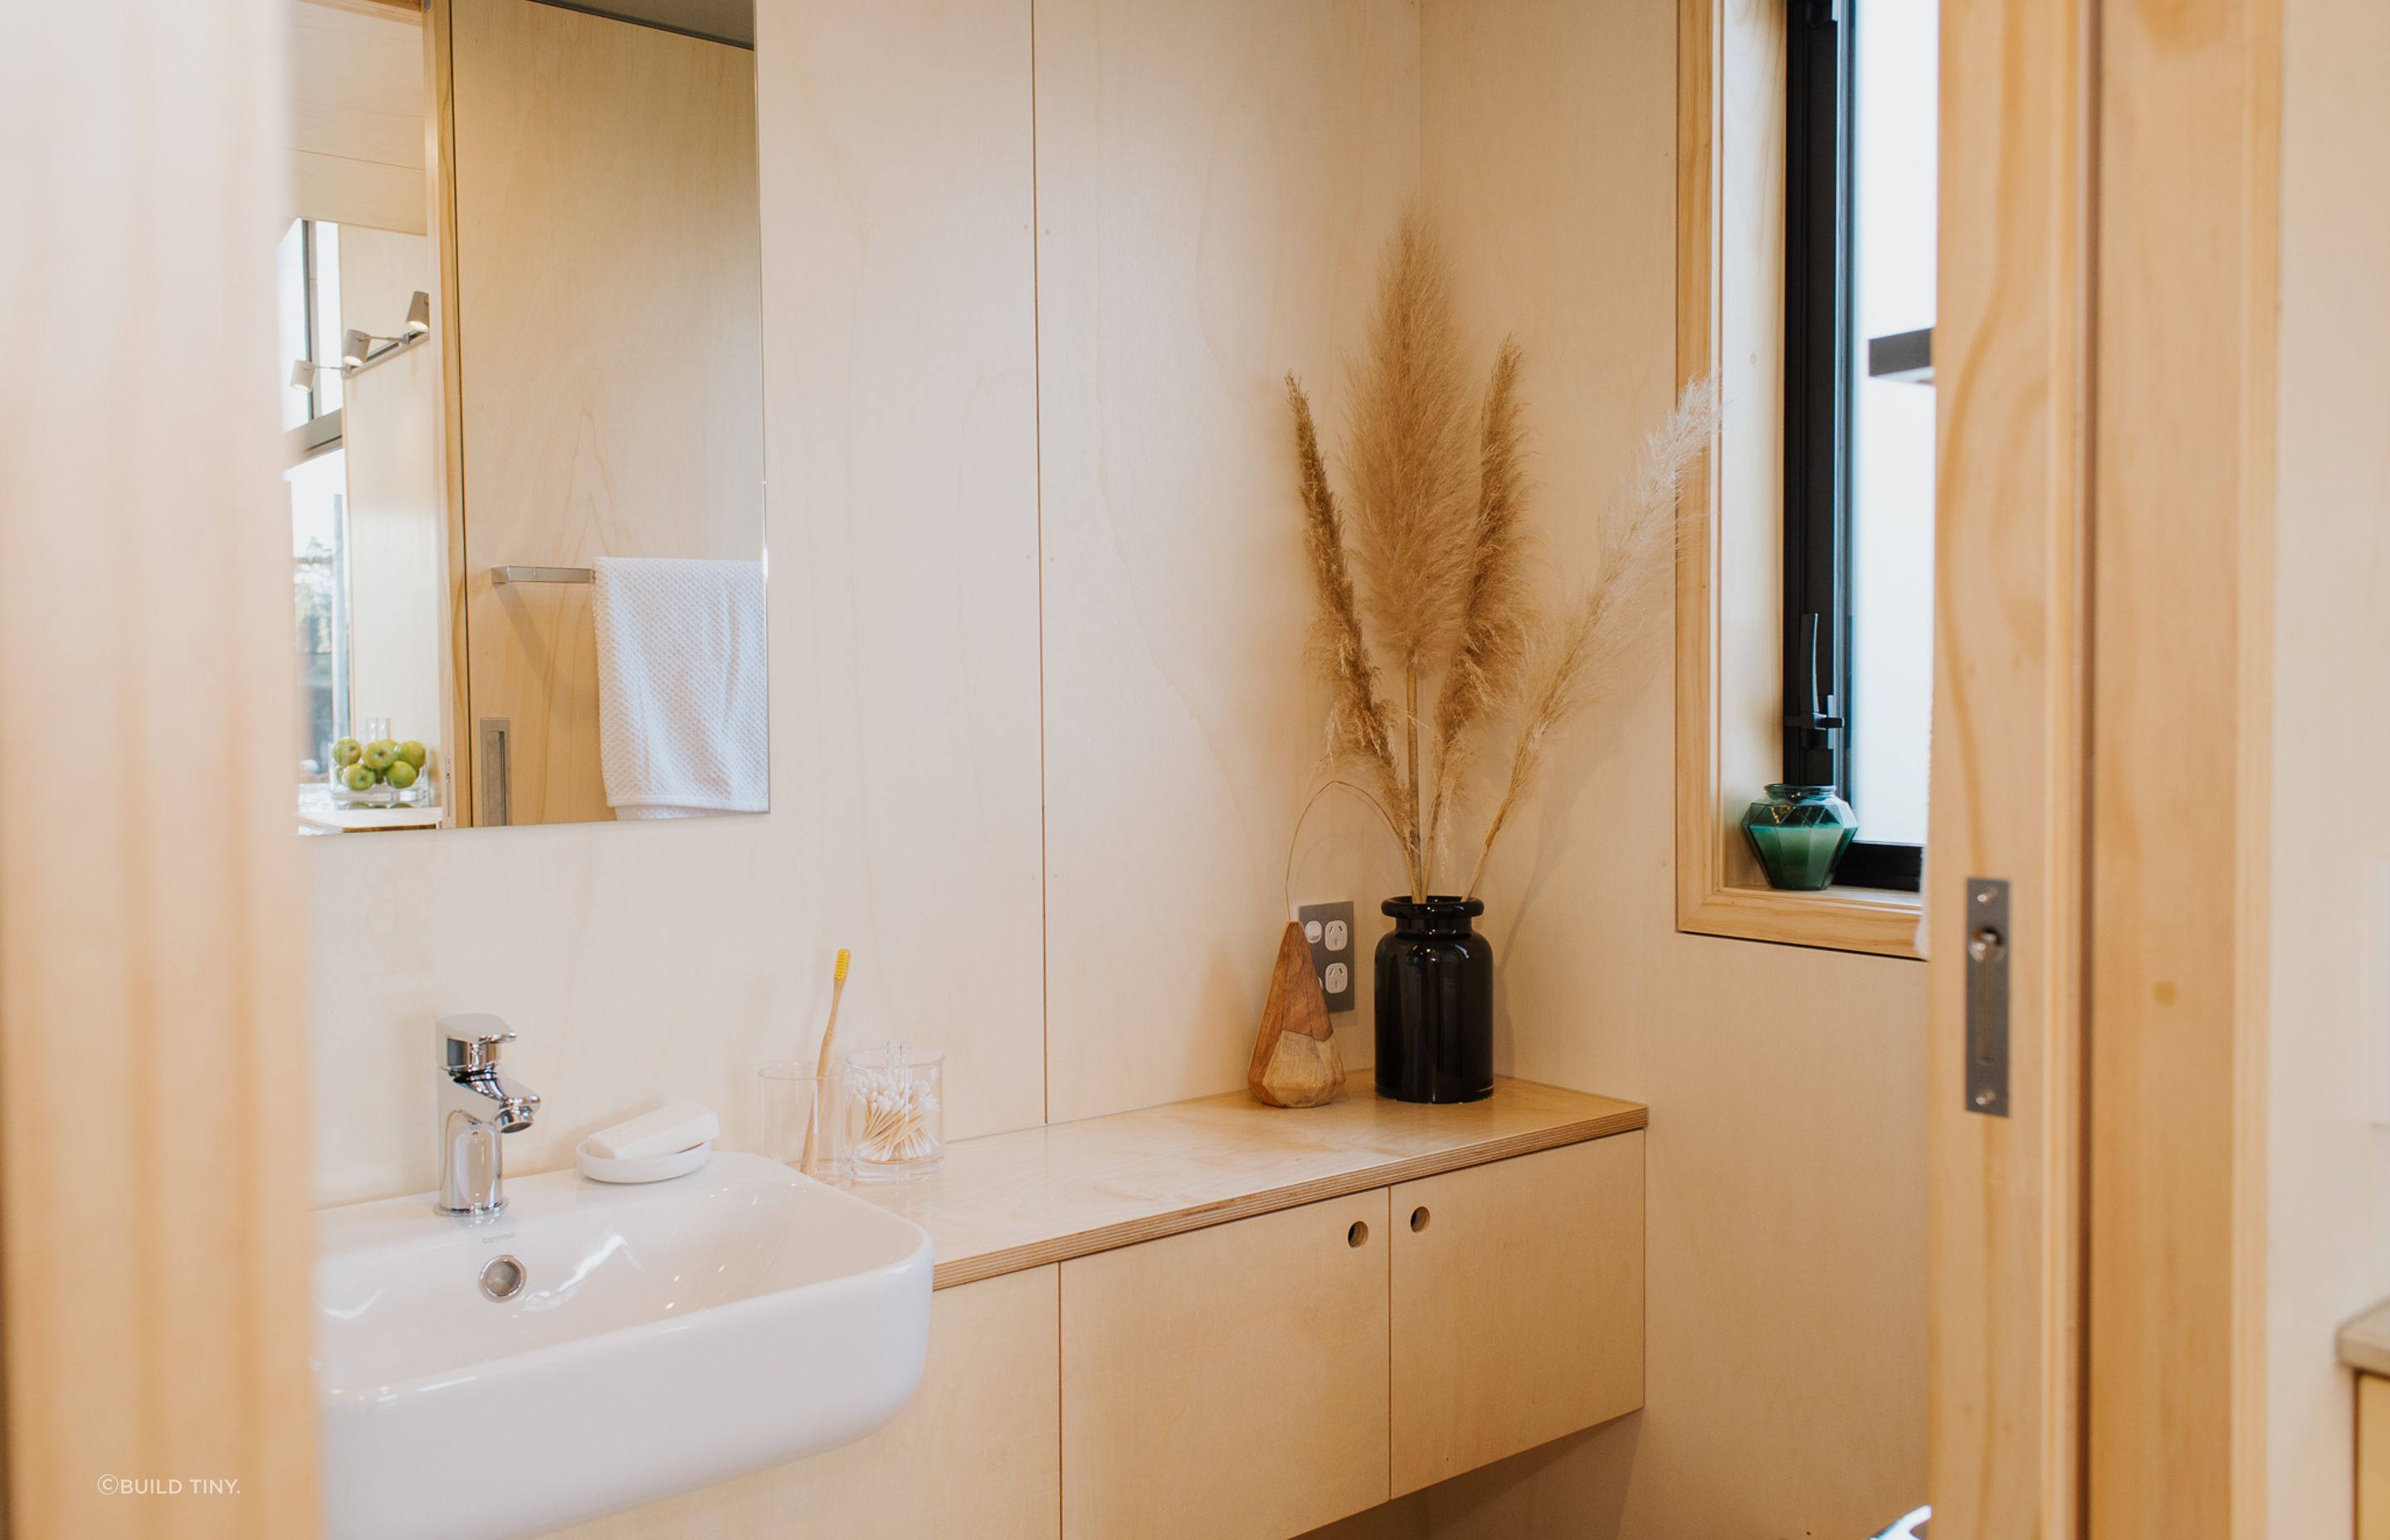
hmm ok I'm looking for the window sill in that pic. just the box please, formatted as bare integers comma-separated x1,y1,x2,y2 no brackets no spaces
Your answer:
1678,880,1924,960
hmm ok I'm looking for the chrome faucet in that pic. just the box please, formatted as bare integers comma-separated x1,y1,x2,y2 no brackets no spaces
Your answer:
434,1014,540,1216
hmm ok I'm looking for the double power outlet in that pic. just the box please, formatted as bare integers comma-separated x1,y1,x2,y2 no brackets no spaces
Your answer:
1295,899,1358,1013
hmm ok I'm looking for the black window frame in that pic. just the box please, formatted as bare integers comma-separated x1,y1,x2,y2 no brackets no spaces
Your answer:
1780,0,1923,894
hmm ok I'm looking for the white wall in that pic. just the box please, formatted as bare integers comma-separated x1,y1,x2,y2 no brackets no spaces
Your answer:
2267,0,2390,1531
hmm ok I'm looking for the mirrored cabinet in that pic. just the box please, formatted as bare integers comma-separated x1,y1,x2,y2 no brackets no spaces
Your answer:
282,0,767,832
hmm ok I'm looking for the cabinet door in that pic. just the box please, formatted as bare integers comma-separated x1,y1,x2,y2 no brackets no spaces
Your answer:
2363,1375,2390,1540
1061,1191,1390,1540
549,1265,1061,1540
1389,1133,1643,1494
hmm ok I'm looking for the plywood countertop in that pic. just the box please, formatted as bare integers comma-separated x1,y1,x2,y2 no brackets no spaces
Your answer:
2340,1298,2390,1377
849,1078,1646,1289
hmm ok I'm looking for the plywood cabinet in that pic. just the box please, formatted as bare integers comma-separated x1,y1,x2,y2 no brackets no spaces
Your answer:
1055,1129,1645,1540
2362,1373,2390,1540
541,1092,1644,1540
1388,1135,1646,1494
1061,1191,1392,1540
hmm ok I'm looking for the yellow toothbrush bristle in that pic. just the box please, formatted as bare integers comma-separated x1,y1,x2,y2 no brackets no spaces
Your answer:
834,948,851,982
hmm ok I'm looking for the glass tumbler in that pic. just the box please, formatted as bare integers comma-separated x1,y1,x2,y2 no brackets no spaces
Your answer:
752,1062,846,1182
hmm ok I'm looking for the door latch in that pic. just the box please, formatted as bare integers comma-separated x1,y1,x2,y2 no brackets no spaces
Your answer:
1964,878,2010,1116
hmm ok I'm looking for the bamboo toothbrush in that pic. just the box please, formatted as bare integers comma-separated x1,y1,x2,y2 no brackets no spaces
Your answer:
800,947,851,1171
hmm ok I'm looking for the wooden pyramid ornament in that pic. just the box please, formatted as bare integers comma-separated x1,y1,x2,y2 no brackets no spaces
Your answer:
1247,920,1346,1108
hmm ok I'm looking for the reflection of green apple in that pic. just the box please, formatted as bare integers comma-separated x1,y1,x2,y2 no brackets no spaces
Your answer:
343,763,378,792
397,740,427,769
361,741,397,772
332,738,363,767
384,759,418,790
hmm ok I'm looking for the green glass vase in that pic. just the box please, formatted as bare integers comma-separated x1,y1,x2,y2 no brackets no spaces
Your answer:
1741,783,1858,891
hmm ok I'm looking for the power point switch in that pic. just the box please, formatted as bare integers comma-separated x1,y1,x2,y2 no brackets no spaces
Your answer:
1295,899,1358,1013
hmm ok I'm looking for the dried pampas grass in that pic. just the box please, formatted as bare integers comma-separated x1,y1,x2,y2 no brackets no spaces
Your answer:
1285,206,1717,904
1427,338,1533,868
1287,372,1416,894
1342,212,1479,895
1344,210,1479,675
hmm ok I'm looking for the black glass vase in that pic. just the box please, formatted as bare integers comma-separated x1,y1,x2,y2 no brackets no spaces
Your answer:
1374,895,1494,1104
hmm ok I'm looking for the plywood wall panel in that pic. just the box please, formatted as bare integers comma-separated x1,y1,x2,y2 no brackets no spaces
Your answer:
1419,2,1929,1537
2088,0,2278,1532
310,0,1046,1201
1035,0,1422,1123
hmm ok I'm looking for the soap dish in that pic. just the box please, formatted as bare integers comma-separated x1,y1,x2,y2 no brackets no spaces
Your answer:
574,1137,712,1185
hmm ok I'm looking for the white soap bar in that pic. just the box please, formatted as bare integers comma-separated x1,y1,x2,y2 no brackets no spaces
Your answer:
586,1100,720,1162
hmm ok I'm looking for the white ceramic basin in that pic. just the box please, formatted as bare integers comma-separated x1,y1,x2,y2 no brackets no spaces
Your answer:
314,1153,932,1540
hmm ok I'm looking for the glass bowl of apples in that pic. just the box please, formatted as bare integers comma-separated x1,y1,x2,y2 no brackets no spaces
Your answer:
328,725,435,807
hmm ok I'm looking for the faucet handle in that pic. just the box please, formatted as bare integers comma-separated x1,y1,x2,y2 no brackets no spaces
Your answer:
437,1013,518,1073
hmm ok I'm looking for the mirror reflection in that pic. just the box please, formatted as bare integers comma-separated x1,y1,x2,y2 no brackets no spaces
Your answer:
285,0,766,833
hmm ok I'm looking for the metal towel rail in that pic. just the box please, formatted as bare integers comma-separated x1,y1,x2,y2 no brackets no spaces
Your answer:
489,566,594,585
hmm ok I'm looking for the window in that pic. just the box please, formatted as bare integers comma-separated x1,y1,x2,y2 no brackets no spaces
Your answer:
277,217,344,427
289,446,351,775
1780,0,1936,891
278,217,353,774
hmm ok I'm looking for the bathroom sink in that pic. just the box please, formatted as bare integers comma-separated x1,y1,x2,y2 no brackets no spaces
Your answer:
313,1153,933,1540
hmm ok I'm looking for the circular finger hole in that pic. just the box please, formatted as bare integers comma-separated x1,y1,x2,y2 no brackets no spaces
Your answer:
1410,1206,1431,1232
1347,1221,1369,1248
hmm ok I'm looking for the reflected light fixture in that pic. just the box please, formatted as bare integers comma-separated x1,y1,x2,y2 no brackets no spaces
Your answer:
340,291,436,373
290,358,321,390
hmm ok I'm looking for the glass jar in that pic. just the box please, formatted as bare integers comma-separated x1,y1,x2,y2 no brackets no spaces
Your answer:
1741,783,1859,890
843,1044,944,1182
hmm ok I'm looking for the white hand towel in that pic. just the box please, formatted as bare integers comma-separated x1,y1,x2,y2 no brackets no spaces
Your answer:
591,556,768,819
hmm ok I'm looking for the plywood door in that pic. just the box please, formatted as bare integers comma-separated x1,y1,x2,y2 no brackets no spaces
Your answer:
1925,1,2091,1536
2085,1,2278,1534
0,1,318,1533
448,0,762,824
545,1266,1061,1540
1931,2,2278,1533
1061,1192,1392,1540
1388,1135,1643,1495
